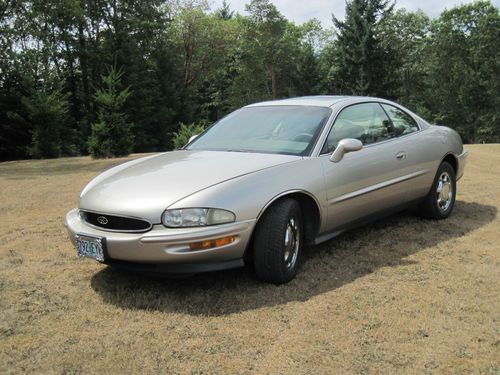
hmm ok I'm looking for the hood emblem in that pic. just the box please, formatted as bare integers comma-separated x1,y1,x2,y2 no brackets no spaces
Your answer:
97,216,109,225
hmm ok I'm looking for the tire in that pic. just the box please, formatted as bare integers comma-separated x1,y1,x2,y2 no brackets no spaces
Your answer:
419,161,456,219
253,198,303,284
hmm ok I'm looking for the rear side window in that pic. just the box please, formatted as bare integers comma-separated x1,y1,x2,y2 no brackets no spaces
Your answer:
381,104,419,136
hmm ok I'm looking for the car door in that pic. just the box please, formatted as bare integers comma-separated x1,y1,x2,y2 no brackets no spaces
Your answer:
379,103,428,201
320,102,416,232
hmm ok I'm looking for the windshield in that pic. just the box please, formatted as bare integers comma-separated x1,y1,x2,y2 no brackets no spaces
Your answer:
186,106,332,156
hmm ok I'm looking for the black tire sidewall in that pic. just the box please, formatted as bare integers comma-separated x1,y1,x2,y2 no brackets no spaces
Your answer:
253,199,304,283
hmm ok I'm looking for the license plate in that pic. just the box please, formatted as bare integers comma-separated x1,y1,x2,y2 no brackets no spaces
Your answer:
75,234,105,262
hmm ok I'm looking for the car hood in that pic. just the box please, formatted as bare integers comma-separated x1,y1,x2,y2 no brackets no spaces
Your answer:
79,150,300,223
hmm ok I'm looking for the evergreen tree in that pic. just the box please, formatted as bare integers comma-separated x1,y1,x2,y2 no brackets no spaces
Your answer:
216,0,234,20
88,66,134,158
331,0,394,96
0,0,499,161
24,88,70,159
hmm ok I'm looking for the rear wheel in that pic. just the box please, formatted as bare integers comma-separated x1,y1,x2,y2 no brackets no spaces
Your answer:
419,161,456,219
253,199,303,284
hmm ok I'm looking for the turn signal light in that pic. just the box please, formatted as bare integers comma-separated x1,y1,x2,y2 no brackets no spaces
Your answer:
189,236,235,250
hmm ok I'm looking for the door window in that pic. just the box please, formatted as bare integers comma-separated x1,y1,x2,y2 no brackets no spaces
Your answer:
322,103,393,153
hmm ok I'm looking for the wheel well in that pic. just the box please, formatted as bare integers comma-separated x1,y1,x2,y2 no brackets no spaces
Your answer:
244,192,321,264
442,154,458,175
256,192,320,243
244,192,321,263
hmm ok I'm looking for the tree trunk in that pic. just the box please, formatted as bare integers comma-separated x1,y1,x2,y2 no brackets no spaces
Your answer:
270,64,278,98
78,23,90,113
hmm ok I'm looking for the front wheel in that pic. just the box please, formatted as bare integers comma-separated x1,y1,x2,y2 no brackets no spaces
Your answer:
253,198,303,284
419,161,456,219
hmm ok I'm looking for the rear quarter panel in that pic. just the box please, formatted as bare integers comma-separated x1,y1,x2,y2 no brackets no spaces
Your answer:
406,125,463,198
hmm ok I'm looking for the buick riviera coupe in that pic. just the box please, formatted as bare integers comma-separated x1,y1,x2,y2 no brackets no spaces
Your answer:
65,96,468,284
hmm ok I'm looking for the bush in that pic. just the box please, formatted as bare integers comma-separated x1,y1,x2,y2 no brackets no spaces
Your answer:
171,122,208,149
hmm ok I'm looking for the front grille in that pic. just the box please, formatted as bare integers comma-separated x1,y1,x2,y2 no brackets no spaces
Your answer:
81,211,152,232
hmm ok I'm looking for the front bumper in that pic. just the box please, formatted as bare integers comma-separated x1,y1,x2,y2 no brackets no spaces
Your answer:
64,208,255,272
456,150,468,181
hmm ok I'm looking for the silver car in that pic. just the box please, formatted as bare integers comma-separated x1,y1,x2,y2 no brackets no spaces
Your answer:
65,96,468,284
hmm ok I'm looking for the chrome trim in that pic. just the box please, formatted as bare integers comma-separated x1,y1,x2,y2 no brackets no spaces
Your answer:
283,215,300,270
436,171,453,211
78,209,153,233
328,169,430,205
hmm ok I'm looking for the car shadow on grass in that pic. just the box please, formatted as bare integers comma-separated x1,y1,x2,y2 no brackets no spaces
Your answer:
90,201,496,316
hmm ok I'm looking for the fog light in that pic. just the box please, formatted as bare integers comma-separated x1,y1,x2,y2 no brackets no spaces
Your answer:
189,236,235,250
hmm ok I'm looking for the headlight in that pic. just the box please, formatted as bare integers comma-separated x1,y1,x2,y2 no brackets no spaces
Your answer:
162,208,235,228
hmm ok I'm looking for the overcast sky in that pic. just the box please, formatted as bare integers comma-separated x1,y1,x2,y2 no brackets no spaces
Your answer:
210,0,500,28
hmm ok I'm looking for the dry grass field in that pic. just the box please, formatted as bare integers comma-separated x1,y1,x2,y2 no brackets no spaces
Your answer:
0,144,499,374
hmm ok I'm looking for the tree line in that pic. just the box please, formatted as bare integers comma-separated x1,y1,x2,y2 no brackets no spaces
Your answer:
0,0,498,160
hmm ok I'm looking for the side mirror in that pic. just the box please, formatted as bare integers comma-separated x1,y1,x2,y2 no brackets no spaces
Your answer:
188,134,199,144
329,138,363,162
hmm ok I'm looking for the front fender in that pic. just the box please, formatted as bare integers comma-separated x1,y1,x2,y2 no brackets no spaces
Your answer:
167,157,327,226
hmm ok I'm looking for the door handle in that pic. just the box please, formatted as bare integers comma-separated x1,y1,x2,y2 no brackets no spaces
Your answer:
396,151,407,160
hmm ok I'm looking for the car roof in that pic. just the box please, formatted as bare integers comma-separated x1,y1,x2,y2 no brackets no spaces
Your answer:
246,95,431,131
245,95,387,108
